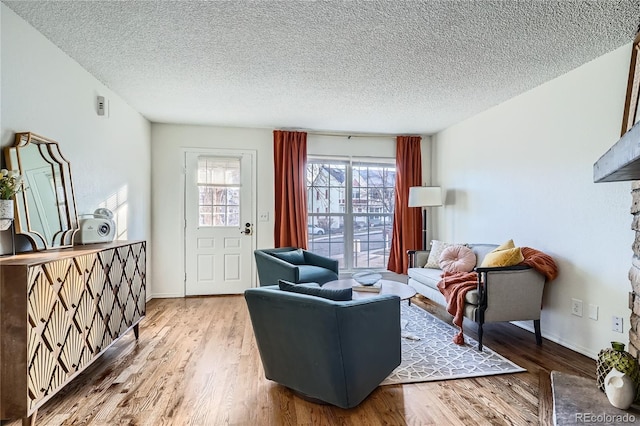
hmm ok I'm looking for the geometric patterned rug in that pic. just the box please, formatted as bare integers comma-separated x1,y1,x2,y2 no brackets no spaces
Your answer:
381,303,525,385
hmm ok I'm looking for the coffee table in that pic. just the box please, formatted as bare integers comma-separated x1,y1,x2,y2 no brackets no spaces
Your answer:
323,279,417,304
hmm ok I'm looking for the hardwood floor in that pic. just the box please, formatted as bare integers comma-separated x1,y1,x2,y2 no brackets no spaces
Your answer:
4,294,596,426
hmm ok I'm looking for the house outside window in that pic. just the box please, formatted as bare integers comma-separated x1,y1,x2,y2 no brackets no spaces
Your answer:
306,158,395,271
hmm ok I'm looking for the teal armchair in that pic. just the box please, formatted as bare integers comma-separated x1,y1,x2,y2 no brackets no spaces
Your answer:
244,285,401,408
254,247,339,286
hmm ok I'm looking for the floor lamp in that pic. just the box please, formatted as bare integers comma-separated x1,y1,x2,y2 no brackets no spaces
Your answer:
408,186,442,250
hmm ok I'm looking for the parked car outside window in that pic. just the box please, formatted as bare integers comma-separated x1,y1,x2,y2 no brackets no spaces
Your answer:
308,225,325,235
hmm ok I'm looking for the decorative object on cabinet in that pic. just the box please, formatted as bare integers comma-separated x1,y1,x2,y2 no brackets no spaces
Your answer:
4,132,79,250
0,241,146,425
0,199,14,231
78,208,116,244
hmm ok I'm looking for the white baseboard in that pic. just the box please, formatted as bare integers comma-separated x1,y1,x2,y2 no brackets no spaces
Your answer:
511,320,597,360
147,292,185,299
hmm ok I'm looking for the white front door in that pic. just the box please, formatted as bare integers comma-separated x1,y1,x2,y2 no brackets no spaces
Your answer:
184,149,256,295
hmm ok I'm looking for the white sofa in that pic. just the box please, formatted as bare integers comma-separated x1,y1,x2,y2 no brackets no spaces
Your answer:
407,243,547,350
407,244,498,306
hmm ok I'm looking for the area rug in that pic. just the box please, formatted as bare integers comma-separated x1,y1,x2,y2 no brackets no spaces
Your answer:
381,303,525,385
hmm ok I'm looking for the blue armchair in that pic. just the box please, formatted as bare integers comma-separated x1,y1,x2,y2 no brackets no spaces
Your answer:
254,247,339,286
244,285,401,408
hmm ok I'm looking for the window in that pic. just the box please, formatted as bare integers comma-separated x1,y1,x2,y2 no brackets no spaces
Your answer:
306,158,396,271
197,156,240,227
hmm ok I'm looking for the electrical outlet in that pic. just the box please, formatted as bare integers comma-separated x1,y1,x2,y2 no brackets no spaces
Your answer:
259,212,269,222
613,316,624,333
589,304,598,321
571,298,583,317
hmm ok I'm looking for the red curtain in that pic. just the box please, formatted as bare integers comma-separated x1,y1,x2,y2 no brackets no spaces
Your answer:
273,130,308,248
387,136,422,274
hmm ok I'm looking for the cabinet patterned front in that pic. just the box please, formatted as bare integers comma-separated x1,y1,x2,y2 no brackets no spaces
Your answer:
1,241,146,424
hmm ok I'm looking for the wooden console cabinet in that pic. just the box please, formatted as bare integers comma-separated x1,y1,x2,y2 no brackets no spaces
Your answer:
0,241,146,425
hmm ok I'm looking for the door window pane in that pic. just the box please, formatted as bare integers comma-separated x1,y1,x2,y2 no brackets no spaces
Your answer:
197,156,241,227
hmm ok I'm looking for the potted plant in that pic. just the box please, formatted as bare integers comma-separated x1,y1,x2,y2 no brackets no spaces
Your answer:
0,169,25,230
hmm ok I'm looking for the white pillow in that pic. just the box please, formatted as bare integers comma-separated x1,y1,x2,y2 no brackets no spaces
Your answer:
424,240,452,269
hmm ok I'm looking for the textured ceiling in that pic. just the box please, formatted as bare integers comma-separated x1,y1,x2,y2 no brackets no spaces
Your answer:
3,1,640,134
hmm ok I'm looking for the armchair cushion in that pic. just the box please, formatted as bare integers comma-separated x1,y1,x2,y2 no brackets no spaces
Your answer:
298,265,338,283
279,279,352,301
272,248,306,264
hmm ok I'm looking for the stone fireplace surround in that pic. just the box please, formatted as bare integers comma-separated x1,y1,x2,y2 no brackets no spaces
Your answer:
629,182,640,358
595,124,640,359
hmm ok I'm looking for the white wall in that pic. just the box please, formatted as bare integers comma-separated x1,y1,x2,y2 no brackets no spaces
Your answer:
433,43,634,358
1,6,151,253
151,124,274,297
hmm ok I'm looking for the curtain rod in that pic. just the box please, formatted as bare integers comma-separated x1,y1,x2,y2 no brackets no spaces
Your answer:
307,131,396,139
279,128,408,139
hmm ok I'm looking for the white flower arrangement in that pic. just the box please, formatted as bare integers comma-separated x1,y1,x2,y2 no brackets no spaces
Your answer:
0,169,25,200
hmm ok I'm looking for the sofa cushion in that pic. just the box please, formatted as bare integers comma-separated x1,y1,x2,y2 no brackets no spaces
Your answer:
408,266,442,286
439,245,476,273
408,268,480,304
469,244,499,267
278,279,352,301
496,239,515,251
425,240,453,268
480,240,524,267
272,248,306,265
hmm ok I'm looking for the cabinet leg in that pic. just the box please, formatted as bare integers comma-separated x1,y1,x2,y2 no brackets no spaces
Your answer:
133,323,139,340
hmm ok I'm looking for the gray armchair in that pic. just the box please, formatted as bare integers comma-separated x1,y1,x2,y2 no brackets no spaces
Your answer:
254,247,339,286
244,285,401,409
473,265,546,350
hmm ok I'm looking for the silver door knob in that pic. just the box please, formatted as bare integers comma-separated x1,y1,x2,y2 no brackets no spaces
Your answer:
241,223,253,235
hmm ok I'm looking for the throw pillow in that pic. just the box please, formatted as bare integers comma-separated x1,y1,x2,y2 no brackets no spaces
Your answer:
278,279,352,301
439,245,476,273
480,239,524,267
424,240,452,268
271,249,306,265
495,239,516,251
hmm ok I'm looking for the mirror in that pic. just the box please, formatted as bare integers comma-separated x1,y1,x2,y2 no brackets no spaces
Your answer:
4,132,79,250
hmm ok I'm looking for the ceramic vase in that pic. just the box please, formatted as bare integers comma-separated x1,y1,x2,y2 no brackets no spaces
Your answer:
596,341,640,402
0,199,14,231
605,368,636,409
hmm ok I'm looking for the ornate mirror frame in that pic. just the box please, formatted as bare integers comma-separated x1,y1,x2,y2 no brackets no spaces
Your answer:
4,132,79,250
621,31,640,136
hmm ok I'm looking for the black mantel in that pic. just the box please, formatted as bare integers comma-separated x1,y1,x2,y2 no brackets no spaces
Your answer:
594,121,640,182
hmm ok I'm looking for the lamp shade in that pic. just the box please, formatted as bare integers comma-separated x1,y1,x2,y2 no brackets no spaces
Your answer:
408,186,442,207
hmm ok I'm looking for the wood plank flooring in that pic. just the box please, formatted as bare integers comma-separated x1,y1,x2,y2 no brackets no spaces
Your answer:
3,294,596,426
